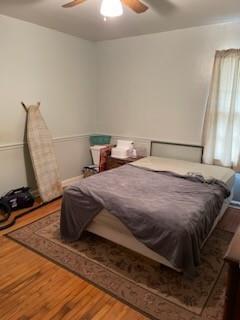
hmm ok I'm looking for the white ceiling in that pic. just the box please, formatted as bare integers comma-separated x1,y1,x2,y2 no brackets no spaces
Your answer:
0,0,240,41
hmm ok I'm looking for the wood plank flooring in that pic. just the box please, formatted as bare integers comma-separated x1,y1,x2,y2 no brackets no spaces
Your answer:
0,197,43,230
0,200,240,320
0,199,146,320
218,206,240,233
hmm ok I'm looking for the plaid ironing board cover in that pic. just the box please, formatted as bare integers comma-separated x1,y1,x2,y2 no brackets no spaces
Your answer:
27,105,62,202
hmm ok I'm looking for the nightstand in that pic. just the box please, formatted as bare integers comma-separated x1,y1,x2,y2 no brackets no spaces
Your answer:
106,156,144,170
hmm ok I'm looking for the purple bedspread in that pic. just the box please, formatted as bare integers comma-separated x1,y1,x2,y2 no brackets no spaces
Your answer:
60,164,230,277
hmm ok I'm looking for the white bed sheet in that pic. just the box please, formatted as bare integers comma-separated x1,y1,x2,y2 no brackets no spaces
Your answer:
131,156,235,188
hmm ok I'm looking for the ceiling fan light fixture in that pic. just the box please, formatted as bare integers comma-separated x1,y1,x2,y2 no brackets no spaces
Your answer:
100,0,123,18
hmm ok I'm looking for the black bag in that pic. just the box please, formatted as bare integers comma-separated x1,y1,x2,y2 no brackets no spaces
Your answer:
0,199,11,222
2,187,35,211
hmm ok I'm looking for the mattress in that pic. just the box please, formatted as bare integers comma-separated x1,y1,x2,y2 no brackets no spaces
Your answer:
131,156,235,188
87,202,230,271
87,156,235,270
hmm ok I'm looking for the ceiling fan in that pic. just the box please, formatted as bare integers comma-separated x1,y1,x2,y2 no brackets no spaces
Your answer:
62,0,149,18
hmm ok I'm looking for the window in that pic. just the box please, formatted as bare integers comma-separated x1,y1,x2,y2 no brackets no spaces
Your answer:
203,49,240,171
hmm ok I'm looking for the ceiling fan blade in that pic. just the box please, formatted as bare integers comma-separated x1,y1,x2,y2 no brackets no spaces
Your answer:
122,0,148,13
62,0,86,8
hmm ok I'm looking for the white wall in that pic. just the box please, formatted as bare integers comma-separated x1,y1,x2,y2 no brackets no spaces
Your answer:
0,15,96,194
96,22,240,146
1,15,240,196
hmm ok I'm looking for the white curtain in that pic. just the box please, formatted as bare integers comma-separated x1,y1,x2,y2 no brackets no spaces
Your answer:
203,49,240,171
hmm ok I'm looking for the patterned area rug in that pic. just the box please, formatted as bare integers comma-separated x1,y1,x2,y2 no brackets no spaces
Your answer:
7,211,232,320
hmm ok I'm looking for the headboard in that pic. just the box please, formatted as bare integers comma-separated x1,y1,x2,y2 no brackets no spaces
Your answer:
150,141,204,163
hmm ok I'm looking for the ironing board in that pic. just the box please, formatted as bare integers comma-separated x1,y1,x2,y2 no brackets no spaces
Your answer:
24,103,62,202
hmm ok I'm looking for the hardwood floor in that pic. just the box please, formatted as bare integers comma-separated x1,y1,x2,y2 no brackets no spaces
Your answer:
1,201,240,320
0,199,146,320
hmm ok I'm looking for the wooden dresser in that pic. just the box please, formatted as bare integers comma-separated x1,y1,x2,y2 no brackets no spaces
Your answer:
106,156,144,170
223,226,240,320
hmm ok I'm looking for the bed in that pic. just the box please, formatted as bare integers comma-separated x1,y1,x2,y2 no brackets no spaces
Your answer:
61,155,235,277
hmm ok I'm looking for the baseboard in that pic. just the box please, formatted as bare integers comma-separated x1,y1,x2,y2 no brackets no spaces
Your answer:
230,201,240,209
31,175,84,199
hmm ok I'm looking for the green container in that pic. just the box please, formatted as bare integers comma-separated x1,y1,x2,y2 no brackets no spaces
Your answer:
90,135,111,146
